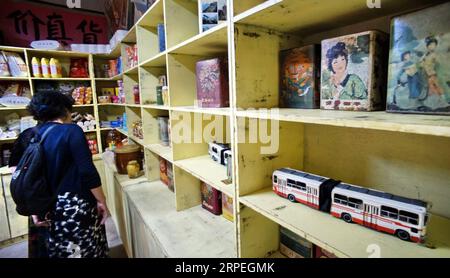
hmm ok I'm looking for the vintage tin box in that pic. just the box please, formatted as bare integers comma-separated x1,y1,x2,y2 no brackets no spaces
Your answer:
386,2,450,115
221,193,233,222
280,227,312,258
321,31,388,111
196,57,229,108
200,182,222,215
280,45,321,109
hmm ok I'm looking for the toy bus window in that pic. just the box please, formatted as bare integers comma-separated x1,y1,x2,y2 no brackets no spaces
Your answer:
348,198,363,209
296,181,306,191
274,175,278,183
287,179,296,187
399,211,419,225
212,147,218,153
381,206,398,220
334,194,348,205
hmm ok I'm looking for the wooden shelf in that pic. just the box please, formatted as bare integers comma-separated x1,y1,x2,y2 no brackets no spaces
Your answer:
175,155,234,198
240,187,450,258
125,180,236,258
122,26,137,44
123,66,139,75
128,134,144,146
145,143,173,163
0,76,29,81
97,103,126,107
126,103,141,108
137,0,164,28
168,23,228,56
0,166,12,175
26,49,90,58
0,137,17,142
73,104,94,107
31,77,92,81
141,104,170,110
235,109,450,138
100,127,113,131
83,129,97,133
0,106,28,111
172,106,231,116
139,51,166,68
116,128,128,137
233,0,442,34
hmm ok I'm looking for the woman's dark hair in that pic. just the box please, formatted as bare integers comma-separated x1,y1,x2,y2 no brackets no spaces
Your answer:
401,51,411,61
425,36,438,47
326,42,348,73
27,91,74,122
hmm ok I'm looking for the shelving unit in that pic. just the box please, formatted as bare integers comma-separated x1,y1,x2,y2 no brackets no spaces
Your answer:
1,0,449,258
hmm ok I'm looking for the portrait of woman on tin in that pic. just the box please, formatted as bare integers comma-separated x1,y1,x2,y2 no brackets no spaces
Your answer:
322,42,368,101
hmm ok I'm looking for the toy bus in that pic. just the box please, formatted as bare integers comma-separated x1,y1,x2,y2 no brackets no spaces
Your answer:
272,168,429,243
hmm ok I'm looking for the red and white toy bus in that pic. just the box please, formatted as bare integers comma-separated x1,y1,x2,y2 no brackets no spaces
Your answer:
272,168,429,243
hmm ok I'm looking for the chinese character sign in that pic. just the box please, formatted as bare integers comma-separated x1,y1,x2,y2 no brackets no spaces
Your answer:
0,0,108,47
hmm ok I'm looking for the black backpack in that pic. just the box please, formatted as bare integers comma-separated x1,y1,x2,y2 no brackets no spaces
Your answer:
10,125,57,216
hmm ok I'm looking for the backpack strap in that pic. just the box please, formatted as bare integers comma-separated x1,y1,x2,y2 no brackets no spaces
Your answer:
39,125,58,145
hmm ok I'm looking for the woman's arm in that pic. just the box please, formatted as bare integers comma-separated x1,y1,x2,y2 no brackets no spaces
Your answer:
91,186,110,225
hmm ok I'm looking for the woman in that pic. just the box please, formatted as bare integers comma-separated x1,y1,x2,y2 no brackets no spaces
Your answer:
16,91,109,258
324,42,368,100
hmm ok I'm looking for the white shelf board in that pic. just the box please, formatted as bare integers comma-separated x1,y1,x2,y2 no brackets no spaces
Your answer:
175,155,234,197
240,187,450,258
125,180,236,258
236,109,450,138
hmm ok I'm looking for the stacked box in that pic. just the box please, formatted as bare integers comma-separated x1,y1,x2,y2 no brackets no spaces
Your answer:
279,227,312,258
280,45,321,108
386,2,450,115
321,31,388,111
196,57,229,108
221,193,233,222
201,182,222,215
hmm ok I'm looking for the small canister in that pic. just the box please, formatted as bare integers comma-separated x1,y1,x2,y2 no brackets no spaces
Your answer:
127,160,140,179
158,116,169,146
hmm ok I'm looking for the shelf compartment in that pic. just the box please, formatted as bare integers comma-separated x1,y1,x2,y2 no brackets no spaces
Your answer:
140,66,167,106
233,0,443,34
145,143,173,163
125,180,236,257
123,74,140,105
233,0,268,17
140,51,167,68
168,23,228,56
239,187,450,258
123,65,139,76
175,155,233,197
137,0,164,28
236,109,450,138
164,0,199,49
136,0,165,63
167,53,229,107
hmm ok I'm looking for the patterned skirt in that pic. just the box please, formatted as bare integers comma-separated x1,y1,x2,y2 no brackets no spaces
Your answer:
48,192,109,258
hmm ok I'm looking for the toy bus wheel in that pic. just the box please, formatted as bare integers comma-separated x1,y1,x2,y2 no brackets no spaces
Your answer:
341,213,353,223
395,230,411,241
287,194,296,203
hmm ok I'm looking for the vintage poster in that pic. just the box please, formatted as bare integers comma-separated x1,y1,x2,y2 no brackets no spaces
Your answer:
280,45,320,109
321,31,387,111
386,3,450,115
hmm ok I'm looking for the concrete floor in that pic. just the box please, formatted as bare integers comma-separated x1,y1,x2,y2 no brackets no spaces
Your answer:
0,218,127,258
